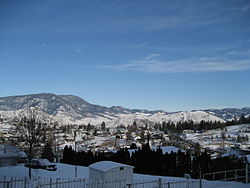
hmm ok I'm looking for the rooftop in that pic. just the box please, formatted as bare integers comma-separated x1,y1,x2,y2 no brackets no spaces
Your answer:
89,161,134,172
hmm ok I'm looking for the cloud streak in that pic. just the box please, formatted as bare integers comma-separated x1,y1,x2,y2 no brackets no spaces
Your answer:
101,55,250,73
28,42,88,53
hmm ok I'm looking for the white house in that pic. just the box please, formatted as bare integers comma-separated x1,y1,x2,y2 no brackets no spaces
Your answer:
89,161,134,187
0,144,20,167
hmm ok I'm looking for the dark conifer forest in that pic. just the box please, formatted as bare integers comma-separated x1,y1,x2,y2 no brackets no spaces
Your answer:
61,145,246,179
158,113,250,133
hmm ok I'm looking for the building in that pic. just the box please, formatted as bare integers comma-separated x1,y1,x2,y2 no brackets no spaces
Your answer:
89,161,134,186
0,144,20,167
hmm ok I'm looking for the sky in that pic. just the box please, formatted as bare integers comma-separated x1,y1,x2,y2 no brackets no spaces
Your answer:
0,0,250,112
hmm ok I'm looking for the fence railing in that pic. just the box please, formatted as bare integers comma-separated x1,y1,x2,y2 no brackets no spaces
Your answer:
162,179,200,188
0,176,202,188
0,177,126,188
131,178,200,188
2,175,248,188
203,168,247,183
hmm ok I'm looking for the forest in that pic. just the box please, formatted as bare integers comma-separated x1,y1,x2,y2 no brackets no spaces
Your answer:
60,144,246,180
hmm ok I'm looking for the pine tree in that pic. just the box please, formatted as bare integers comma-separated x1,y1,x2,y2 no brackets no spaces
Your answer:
239,113,246,124
41,142,54,162
101,121,106,130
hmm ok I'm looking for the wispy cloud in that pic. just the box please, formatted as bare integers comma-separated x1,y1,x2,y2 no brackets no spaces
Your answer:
101,54,250,73
145,53,160,60
109,15,228,32
224,50,250,57
226,4,250,12
28,42,88,53
120,42,148,49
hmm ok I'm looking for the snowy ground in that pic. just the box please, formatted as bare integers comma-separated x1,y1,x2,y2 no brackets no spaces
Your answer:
184,124,250,151
0,163,89,179
0,163,249,188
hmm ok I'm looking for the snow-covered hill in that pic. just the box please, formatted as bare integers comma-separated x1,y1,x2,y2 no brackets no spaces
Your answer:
106,111,225,127
1,93,248,127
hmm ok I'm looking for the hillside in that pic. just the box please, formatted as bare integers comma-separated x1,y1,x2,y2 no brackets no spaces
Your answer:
0,93,249,127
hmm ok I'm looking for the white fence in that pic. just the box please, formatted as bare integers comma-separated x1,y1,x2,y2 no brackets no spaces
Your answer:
0,176,201,188
0,177,126,188
126,178,200,188
2,176,248,188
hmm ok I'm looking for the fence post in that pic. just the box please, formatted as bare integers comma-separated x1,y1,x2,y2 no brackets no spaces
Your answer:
246,163,249,184
14,176,17,188
56,178,59,188
158,178,161,188
127,183,131,188
3,176,6,188
24,176,27,188
199,169,202,188
10,177,13,188
186,178,189,188
50,178,52,188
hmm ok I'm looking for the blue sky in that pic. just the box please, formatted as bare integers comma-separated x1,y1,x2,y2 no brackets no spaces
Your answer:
0,0,250,112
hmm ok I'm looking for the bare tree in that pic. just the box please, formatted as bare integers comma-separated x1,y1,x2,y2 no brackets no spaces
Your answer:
19,107,48,178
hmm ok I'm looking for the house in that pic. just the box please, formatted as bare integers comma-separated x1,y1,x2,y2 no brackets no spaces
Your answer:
0,144,20,167
229,146,250,157
89,161,134,186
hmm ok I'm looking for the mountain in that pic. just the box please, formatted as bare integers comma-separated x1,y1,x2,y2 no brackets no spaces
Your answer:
205,108,250,120
0,93,249,127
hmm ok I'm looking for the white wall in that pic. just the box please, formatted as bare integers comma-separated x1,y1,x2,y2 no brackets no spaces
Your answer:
89,166,133,187
103,167,133,185
89,168,104,180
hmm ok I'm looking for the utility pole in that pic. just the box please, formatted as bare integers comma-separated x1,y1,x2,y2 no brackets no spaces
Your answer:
199,165,202,188
56,129,59,162
74,131,77,177
246,162,249,184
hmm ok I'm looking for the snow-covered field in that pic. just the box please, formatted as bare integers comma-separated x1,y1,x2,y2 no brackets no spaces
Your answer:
184,124,250,151
0,163,89,179
0,163,249,188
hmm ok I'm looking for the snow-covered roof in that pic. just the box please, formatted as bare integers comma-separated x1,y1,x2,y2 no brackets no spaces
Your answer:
151,146,185,154
0,144,19,153
89,161,134,172
0,144,20,158
127,146,185,157
19,151,27,158
0,151,19,158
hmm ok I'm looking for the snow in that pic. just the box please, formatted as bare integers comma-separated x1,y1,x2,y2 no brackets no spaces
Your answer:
183,124,250,152
0,144,20,158
0,109,225,127
0,151,19,158
128,149,138,156
152,146,185,154
0,163,89,178
133,174,250,188
128,146,184,157
244,154,250,163
88,161,134,172
0,163,249,188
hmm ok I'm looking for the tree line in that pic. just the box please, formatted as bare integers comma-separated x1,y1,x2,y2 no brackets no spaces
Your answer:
60,144,246,179
157,113,250,134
